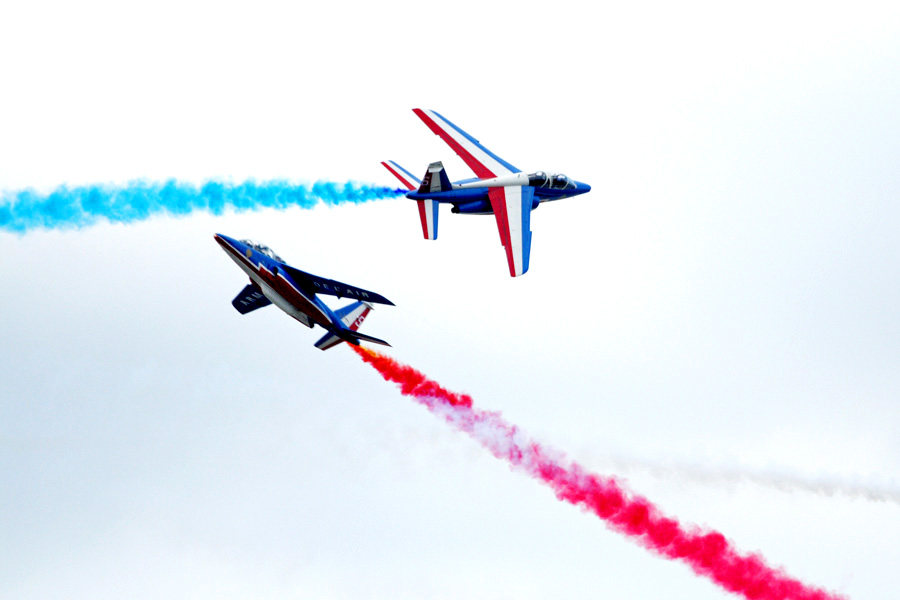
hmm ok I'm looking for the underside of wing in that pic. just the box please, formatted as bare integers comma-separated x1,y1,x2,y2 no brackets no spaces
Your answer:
282,264,395,306
413,109,520,179
232,283,272,314
488,186,534,277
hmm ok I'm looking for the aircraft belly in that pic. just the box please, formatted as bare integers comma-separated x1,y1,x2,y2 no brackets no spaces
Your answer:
265,273,334,330
257,280,314,328
217,236,337,331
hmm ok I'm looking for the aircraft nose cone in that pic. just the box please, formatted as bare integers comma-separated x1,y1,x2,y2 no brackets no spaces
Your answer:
579,182,591,194
214,233,238,250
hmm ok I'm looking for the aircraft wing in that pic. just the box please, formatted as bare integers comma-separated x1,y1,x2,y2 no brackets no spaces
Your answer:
282,264,395,306
488,186,534,277
232,283,272,314
413,109,521,179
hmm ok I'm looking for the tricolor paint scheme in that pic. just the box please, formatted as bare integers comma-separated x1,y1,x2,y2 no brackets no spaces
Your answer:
214,234,394,350
383,109,592,277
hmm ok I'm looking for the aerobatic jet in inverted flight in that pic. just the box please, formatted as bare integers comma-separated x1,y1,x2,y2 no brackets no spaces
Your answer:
382,109,591,277
214,234,394,350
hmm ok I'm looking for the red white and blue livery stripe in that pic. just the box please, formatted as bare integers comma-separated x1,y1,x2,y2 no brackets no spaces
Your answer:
381,160,420,191
381,109,591,277
412,109,520,178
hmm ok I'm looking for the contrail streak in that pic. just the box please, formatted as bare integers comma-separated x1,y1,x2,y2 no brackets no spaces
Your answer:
587,454,900,506
352,346,845,600
0,179,406,232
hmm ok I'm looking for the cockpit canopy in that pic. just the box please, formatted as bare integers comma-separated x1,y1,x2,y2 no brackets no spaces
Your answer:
239,239,283,262
527,171,576,190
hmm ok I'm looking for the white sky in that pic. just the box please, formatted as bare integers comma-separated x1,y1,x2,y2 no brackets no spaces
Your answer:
2,1,899,598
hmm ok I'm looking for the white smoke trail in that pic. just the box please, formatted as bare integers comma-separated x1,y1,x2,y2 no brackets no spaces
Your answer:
354,346,846,600
586,453,900,505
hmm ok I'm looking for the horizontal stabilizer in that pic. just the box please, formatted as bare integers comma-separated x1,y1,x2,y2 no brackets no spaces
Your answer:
382,161,420,191
232,283,272,314
417,199,439,240
317,325,390,351
314,332,343,351
345,329,391,348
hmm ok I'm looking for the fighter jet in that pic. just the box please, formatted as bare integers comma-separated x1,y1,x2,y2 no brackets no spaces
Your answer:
382,109,592,277
214,234,393,350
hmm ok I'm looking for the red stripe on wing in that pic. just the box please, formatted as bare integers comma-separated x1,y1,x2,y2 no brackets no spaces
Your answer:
381,161,417,191
413,109,497,179
488,187,517,277
416,199,430,239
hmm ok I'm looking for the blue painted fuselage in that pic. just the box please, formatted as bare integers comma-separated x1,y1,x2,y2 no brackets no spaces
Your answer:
407,178,591,214
214,234,393,348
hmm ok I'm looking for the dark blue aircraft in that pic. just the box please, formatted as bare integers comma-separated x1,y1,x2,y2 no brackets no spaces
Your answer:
215,234,393,350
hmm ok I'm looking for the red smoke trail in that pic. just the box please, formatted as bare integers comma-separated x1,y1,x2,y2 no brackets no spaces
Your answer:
352,346,845,600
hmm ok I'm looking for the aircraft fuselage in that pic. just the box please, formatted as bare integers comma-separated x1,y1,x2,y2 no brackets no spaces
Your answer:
407,178,590,214
215,234,335,330
215,234,394,349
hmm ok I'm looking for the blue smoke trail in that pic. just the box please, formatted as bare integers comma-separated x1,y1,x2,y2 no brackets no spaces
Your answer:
0,179,407,233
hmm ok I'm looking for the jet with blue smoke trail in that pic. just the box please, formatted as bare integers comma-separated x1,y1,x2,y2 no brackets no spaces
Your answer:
382,109,591,277
0,179,406,233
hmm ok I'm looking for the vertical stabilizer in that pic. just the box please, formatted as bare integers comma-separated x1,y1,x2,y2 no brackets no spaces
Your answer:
418,161,453,194
314,301,372,351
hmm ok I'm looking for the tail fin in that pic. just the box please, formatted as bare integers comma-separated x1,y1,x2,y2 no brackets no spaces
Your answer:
418,161,452,194
314,301,384,351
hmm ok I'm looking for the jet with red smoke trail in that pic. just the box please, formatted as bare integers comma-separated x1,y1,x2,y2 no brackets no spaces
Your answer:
382,109,592,277
352,346,846,600
214,234,394,350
